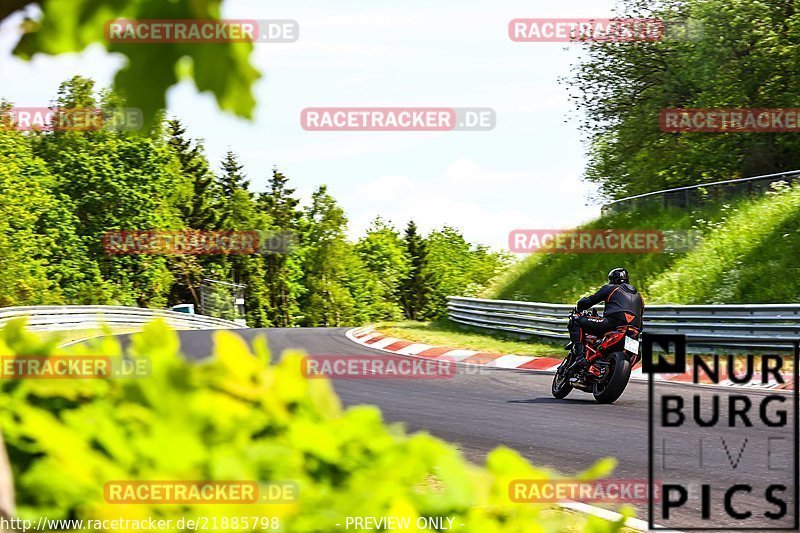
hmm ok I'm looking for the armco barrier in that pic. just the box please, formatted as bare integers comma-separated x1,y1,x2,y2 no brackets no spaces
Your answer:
447,296,800,350
0,305,245,332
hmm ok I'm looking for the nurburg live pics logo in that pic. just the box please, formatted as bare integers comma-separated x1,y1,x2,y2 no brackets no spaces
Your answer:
644,333,799,530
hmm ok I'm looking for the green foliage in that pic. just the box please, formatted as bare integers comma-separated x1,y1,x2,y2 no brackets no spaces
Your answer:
0,77,507,324
167,119,219,231
259,170,303,327
164,119,220,311
423,227,513,319
30,77,188,307
0,116,107,306
0,130,63,305
297,186,390,326
489,206,712,303
648,183,800,303
490,185,800,304
207,151,273,326
399,221,433,321
7,0,260,128
0,322,627,532
297,186,357,326
355,217,408,321
567,0,800,198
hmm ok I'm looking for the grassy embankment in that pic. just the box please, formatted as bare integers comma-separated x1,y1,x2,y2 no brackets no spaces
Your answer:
384,185,800,358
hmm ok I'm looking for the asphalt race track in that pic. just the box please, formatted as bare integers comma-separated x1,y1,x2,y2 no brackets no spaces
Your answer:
115,327,797,530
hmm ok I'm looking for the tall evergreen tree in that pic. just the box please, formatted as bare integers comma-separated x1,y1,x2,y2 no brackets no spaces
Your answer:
258,169,302,326
210,150,270,325
164,120,219,310
399,220,432,320
259,169,299,228
219,150,250,198
167,119,218,229
216,150,253,231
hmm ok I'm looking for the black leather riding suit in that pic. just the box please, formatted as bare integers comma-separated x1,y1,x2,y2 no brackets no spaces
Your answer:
568,283,644,345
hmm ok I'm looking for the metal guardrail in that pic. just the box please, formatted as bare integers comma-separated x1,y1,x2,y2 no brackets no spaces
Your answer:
600,169,800,215
0,305,246,332
448,296,800,350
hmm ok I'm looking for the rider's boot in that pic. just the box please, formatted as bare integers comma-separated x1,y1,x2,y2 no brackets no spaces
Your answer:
571,342,588,368
568,343,589,384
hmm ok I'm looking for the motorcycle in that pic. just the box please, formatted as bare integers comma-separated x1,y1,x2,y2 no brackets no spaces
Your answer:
551,309,641,404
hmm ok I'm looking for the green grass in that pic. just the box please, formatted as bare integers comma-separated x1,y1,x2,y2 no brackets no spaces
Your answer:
488,204,724,304
375,320,563,357
488,184,800,305
647,184,800,303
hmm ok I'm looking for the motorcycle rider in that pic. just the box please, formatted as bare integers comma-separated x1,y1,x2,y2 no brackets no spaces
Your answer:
567,267,644,368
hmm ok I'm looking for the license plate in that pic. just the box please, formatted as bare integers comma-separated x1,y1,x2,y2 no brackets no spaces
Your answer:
624,336,640,354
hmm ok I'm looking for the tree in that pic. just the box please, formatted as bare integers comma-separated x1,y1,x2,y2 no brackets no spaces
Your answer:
423,227,512,319
28,77,184,307
258,169,302,326
0,129,67,305
167,119,219,229
0,433,12,524
211,150,272,326
165,120,220,309
566,0,800,198
299,186,356,326
355,217,408,319
218,150,250,199
399,220,433,320
0,76,511,321
216,150,254,230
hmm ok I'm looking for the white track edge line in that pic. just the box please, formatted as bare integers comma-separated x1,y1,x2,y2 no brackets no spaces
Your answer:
558,500,684,532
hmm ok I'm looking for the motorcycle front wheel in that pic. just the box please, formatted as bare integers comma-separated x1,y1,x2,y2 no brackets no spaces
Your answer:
551,362,573,399
592,351,631,404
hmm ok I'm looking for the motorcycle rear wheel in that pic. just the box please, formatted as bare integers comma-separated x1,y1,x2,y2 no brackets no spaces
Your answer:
592,352,631,404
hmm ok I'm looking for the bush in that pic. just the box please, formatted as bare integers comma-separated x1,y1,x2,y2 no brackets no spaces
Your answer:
0,320,628,532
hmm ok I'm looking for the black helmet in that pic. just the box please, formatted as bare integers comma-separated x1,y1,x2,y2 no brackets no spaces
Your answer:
608,267,629,284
